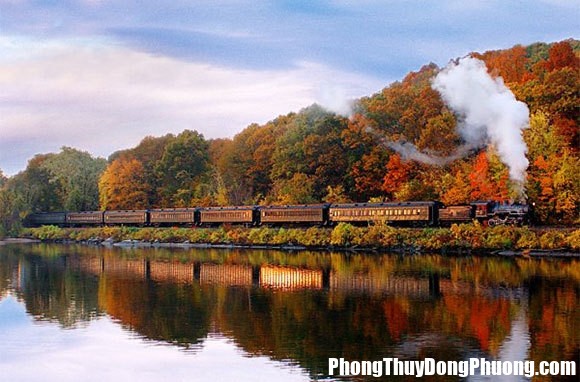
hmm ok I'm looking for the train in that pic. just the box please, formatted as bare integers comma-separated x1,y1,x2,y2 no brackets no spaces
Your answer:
24,200,530,228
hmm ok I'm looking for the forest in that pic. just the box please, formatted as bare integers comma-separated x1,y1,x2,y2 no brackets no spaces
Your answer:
1,39,578,236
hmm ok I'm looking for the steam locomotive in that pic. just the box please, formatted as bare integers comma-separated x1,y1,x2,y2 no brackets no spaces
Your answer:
25,200,530,228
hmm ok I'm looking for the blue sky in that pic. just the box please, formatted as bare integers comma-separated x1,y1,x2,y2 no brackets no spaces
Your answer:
0,0,578,175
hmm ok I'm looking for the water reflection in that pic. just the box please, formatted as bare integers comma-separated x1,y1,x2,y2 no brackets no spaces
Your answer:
0,244,578,381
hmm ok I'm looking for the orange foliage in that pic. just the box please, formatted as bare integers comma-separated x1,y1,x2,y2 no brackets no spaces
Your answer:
98,157,149,210
469,152,495,200
442,170,471,205
351,147,389,199
382,154,411,197
476,45,529,84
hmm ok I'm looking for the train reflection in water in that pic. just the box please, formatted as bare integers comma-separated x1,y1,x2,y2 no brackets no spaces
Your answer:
63,256,440,296
64,253,443,297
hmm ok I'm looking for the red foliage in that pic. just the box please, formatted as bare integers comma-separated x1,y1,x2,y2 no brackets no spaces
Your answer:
543,41,580,72
382,154,411,196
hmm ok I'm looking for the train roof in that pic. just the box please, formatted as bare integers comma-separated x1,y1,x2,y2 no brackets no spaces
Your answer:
149,208,198,212
104,210,148,213
259,203,329,210
330,201,439,208
199,206,256,211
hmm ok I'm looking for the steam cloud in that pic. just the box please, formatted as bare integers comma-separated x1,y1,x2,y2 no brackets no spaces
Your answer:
432,57,530,186
383,57,530,195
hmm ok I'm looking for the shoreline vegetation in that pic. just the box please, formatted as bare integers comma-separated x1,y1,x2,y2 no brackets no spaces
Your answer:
17,223,580,257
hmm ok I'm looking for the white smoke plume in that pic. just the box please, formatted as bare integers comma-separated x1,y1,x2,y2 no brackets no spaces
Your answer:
431,57,530,189
366,127,478,166
378,57,530,197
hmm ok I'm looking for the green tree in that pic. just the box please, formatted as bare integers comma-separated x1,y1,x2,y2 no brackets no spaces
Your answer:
41,147,107,211
0,169,6,188
155,130,210,206
271,105,349,201
271,173,316,205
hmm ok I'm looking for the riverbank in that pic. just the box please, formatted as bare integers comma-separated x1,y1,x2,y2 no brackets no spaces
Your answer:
0,238,40,246
16,223,580,257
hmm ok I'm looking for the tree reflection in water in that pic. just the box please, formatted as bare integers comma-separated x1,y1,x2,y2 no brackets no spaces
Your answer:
0,243,578,381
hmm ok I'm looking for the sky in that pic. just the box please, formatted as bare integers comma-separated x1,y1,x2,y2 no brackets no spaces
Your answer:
0,0,578,176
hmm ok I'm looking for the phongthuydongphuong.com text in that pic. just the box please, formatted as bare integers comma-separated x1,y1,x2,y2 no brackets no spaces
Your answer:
328,357,576,378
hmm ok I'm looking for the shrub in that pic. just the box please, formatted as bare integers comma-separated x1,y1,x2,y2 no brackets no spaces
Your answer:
565,229,580,250
248,227,276,245
330,223,358,246
539,231,567,249
415,228,454,250
450,222,485,248
483,226,519,249
209,228,230,244
31,225,64,240
226,228,251,245
299,227,331,247
515,228,539,249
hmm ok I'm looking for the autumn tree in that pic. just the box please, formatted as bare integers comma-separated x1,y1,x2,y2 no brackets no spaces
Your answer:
382,154,411,198
469,152,495,201
475,45,529,84
341,113,387,200
542,40,580,72
110,134,174,206
222,116,293,204
440,170,471,205
324,185,350,203
416,111,459,155
98,158,149,210
350,146,389,201
269,105,350,202
271,173,316,205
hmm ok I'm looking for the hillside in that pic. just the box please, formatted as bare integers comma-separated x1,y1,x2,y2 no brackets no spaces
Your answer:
1,39,578,235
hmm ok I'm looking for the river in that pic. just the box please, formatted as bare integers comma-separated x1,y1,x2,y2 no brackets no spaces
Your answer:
0,243,578,381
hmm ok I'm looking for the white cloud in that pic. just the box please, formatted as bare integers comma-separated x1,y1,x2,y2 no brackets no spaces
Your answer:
0,295,309,382
0,37,381,175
